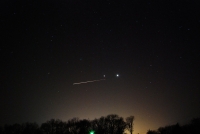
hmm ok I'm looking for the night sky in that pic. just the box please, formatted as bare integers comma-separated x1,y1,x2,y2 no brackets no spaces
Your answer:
1,0,200,134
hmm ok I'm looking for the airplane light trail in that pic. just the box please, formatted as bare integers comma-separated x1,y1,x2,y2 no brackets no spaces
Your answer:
73,79,106,85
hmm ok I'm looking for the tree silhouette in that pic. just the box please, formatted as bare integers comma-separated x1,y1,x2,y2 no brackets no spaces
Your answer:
147,118,200,134
40,121,51,134
182,118,200,134
66,117,80,134
0,114,135,134
126,116,134,134
158,123,181,134
22,122,40,134
113,116,126,134
4,123,23,134
0,126,3,134
190,118,200,133
77,119,91,134
91,117,107,134
105,114,126,134
2,115,200,134
91,114,126,134
40,119,65,134
146,129,159,134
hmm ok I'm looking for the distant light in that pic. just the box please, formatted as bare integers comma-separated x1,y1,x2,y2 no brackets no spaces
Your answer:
103,75,105,77
116,74,119,77
90,130,95,134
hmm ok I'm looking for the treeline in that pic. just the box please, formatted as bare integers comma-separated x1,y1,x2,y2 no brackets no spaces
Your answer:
147,118,200,134
0,114,134,134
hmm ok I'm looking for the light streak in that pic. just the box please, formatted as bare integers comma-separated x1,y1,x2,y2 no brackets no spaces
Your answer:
73,79,106,85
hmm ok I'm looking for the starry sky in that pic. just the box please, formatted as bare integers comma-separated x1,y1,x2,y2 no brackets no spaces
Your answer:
1,0,200,134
